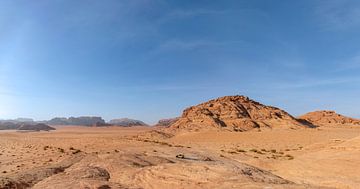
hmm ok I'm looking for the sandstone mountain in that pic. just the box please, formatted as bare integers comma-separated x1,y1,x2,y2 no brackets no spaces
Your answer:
299,110,360,127
155,117,180,127
0,122,55,131
109,118,147,127
0,122,20,130
18,123,56,131
0,118,34,123
169,95,314,132
46,117,69,125
47,117,105,126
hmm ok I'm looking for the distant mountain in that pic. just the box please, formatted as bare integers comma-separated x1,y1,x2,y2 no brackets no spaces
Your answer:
0,122,55,131
0,118,34,124
155,117,180,127
0,122,20,130
109,118,147,127
46,116,106,126
46,117,69,125
68,117,105,126
14,118,34,123
18,123,55,131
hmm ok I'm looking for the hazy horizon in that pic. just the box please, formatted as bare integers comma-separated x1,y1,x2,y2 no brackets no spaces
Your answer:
1,0,360,123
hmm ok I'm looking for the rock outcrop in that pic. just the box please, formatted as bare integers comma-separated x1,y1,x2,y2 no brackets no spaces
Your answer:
155,117,180,127
109,118,147,127
170,95,314,132
299,110,360,127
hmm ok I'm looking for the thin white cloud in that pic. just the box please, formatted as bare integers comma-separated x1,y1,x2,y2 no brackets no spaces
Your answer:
274,77,360,89
324,52,360,73
315,0,360,30
158,9,227,23
156,39,243,51
336,54,360,71
168,9,227,18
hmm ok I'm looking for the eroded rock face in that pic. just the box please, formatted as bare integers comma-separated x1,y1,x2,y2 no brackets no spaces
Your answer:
299,110,360,127
170,95,312,132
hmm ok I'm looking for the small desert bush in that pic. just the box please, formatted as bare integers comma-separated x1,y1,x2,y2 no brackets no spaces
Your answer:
72,149,81,154
236,149,246,153
249,149,259,153
285,154,294,160
176,154,185,159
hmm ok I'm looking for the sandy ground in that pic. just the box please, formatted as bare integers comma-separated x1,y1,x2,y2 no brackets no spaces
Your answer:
1,126,359,188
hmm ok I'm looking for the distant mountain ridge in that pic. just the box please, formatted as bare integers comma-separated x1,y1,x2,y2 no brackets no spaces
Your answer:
46,117,106,126
0,118,34,124
109,118,147,126
0,122,55,131
155,117,180,127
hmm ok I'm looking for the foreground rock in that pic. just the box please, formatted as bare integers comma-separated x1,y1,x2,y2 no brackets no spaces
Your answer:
0,154,84,188
299,110,360,127
170,95,315,132
109,118,147,127
24,152,308,189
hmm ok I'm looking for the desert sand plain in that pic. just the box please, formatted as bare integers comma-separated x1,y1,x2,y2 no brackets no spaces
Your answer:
0,126,360,189
1,96,360,189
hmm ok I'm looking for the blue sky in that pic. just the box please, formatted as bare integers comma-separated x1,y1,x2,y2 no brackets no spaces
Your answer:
1,0,360,123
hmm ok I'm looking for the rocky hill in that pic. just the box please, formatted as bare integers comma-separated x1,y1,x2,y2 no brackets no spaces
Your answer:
155,117,180,127
299,110,360,127
169,95,314,132
109,118,147,127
